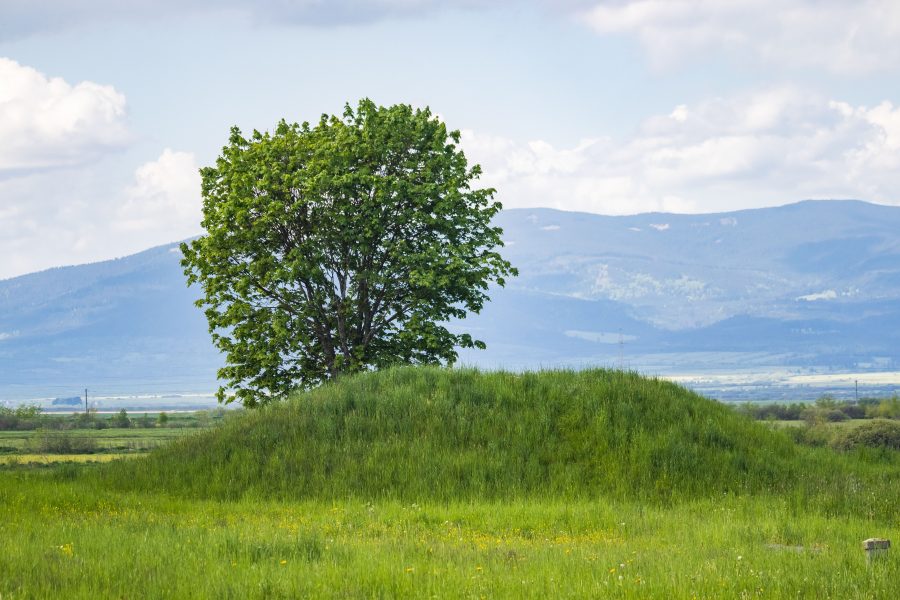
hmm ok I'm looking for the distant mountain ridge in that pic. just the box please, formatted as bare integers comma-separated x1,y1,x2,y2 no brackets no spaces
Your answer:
3,200,900,401
0,242,219,401
460,200,900,381
496,199,900,328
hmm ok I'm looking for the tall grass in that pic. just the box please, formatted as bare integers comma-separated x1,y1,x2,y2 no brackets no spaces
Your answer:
91,367,900,514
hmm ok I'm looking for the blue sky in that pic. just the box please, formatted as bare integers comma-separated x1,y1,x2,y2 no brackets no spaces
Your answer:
2,0,900,278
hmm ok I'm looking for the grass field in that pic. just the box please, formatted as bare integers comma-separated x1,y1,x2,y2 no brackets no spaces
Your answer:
0,453,135,465
1,367,898,598
2,474,896,598
0,427,202,454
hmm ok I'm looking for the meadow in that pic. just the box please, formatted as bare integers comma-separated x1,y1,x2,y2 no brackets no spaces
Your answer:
0,427,199,454
1,367,898,598
0,411,223,465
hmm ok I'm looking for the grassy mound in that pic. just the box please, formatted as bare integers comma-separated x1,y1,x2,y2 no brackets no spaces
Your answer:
94,367,819,502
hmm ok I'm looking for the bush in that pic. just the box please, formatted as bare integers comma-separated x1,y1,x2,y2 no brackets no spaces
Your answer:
823,409,849,422
32,431,99,454
867,397,900,419
110,409,131,429
801,407,848,425
833,419,900,451
839,404,867,419
72,409,97,429
0,404,43,431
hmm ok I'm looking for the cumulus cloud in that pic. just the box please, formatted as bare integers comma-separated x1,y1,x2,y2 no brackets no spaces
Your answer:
117,149,203,240
0,56,204,279
461,86,900,214
0,58,128,173
578,0,900,73
0,149,202,280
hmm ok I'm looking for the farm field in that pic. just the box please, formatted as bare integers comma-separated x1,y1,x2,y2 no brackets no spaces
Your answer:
2,367,899,598
0,427,201,454
768,419,870,429
0,453,133,465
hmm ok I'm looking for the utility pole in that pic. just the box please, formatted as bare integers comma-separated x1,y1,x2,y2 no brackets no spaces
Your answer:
84,388,88,414
855,380,859,403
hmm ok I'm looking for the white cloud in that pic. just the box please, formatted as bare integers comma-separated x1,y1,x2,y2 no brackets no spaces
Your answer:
461,87,900,215
0,59,204,279
117,149,202,239
0,0,508,39
0,58,129,172
5,0,900,77
0,149,201,280
564,330,636,343
797,290,838,302
578,0,900,73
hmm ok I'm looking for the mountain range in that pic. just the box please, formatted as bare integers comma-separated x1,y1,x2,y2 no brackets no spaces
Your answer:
3,200,900,403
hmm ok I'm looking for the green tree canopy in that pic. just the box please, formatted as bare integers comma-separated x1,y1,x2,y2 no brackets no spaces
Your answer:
182,99,516,407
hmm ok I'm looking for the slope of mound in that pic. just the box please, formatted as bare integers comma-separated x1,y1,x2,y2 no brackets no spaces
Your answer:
97,368,802,501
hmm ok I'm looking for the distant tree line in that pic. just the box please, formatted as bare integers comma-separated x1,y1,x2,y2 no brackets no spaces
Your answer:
0,405,231,431
736,395,900,424
0,405,42,431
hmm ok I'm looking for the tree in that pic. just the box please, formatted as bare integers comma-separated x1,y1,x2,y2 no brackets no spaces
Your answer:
181,99,516,407
110,409,131,429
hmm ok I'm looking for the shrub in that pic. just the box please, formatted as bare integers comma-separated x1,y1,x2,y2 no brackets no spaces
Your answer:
823,409,849,422
867,397,900,419
32,431,99,454
839,404,867,419
801,407,848,425
833,419,900,451
110,409,131,429
0,404,43,431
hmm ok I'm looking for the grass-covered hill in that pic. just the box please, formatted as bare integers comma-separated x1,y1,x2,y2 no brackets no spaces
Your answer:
94,367,851,502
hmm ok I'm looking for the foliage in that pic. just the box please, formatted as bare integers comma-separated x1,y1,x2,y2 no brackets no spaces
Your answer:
30,431,99,454
110,409,131,429
0,404,43,431
738,396,900,422
182,99,516,406
71,407,105,430
868,396,900,419
832,419,900,451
